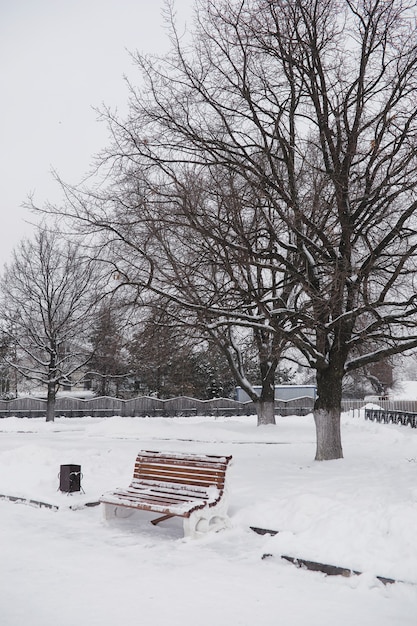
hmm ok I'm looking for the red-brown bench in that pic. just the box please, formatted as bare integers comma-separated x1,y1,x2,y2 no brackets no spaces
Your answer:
100,450,232,537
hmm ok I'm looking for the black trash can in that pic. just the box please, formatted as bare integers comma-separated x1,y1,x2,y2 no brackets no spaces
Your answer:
59,464,82,493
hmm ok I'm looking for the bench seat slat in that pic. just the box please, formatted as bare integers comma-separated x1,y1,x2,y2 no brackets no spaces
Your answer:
136,451,230,464
134,460,228,473
129,486,213,501
130,479,213,495
135,462,227,476
136,457,229,466
132,474,225,489
103,484,217,505
101,488,214,516
105,490,210,505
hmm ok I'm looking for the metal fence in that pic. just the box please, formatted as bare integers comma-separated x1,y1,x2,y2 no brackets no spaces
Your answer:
341,398,417,413
364,407,417,428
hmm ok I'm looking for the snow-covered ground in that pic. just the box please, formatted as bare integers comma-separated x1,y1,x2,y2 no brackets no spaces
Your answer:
0,411,416,625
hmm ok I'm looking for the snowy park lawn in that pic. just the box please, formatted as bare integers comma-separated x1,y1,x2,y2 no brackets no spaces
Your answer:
0,411,416,625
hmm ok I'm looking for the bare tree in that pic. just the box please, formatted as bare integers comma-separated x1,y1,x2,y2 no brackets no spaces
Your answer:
38,0,417,457
40,160,293,422
1,227,100,421
93,169,293,423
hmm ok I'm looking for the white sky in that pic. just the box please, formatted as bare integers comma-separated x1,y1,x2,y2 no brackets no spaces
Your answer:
0,0,193,267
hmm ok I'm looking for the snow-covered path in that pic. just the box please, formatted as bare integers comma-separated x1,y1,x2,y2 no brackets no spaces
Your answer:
1,413,416,625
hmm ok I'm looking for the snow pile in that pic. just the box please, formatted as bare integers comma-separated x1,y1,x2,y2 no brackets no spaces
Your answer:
0,411,416,625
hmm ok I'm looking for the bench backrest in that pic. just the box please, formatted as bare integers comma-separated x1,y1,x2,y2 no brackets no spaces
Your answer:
132,450,232,491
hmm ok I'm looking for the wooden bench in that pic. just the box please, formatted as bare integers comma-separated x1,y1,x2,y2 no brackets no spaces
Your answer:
100,450,233,538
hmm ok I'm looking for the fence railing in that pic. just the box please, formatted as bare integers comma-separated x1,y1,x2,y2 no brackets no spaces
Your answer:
1,395,416,419
341,398,417,413
364,407,417,428
0,395,315,418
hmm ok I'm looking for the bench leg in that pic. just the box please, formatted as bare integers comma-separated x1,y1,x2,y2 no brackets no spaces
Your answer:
101,503,135,520
102,502,114,520
151,513,175,526
183,506,231,539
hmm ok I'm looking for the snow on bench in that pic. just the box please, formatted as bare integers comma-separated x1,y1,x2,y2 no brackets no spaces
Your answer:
100,450,233,538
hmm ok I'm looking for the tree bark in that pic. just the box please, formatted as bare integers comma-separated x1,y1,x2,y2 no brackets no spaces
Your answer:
46,382,56,423
255,399,276,426
314,368,343,461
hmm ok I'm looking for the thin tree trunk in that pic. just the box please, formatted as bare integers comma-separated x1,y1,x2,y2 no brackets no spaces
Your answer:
46,382,56,422
254,357,277,426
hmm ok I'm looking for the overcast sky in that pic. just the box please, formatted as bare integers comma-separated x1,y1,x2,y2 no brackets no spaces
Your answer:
0,0,193,267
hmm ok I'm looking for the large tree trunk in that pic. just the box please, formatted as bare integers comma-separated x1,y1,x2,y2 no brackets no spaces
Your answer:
255,399,276,426
314,368,343,460
252,354,277,426
46,382,56,422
